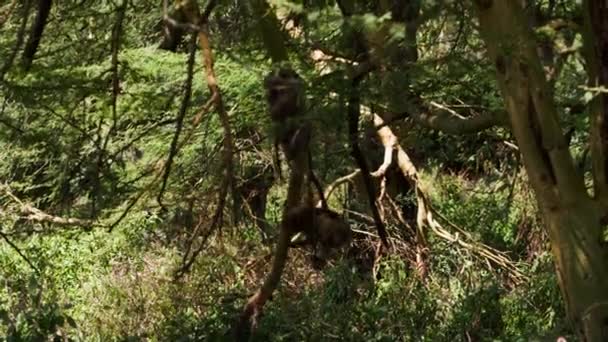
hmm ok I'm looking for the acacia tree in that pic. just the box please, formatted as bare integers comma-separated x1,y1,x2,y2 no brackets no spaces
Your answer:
473,1,608,340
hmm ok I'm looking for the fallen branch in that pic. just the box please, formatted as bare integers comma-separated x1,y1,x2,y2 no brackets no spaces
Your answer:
21,205,94,227
2,186,95,228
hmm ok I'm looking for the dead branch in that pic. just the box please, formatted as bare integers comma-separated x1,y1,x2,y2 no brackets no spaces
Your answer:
21,204,94,227
370,112,526,283
2,186,95,228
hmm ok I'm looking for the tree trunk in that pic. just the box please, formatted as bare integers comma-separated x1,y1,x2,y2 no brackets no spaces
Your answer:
473,1,608,340
582,0,608,209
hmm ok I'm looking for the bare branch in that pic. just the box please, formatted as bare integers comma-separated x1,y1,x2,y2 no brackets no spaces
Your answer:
411,100,507,135
158,33,197,207
0,226,39,273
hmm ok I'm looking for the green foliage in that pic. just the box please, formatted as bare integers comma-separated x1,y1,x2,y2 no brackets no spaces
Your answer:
0,0,585,340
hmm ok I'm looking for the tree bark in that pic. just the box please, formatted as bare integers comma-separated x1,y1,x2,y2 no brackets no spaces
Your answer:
473,1,608,340
582,0,608,211
22,0,52,71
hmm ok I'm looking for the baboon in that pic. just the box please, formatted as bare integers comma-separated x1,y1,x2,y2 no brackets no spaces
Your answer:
233,67,351,340
263,66,350,263
263,67,328,209
263,67,304,121
286,205,352,268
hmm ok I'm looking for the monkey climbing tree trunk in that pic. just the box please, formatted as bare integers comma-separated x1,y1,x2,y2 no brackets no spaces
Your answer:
473,1,608,341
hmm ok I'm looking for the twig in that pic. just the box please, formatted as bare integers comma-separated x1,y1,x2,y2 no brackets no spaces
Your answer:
0,226,39,273
429,101,467,119
158,32,197,208
173,0,234,276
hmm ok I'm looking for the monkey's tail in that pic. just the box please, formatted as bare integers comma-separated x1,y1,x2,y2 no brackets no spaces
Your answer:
308,151,328,209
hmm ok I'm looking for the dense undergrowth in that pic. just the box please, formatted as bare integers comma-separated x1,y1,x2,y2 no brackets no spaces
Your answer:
0,172,569,341
1,1,590,340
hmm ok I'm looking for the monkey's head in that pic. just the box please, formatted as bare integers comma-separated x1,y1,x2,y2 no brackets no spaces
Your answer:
263,68,304,121
316,211,352,249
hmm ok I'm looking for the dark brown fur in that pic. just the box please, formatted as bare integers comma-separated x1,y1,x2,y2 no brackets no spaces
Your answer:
264,68,328,209
286,206,352,268
233,68,344,340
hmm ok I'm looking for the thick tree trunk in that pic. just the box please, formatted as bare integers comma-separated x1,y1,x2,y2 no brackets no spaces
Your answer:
582,0,608,209
473,1,608,340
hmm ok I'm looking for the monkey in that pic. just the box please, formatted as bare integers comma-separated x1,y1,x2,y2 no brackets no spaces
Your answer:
263,67,329,209
264,67,305,178
285,205,352,269
263,67,337,264
264,67,304,121
233,67,343,339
